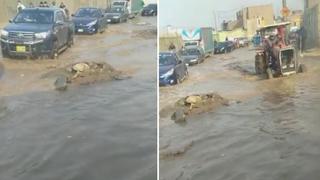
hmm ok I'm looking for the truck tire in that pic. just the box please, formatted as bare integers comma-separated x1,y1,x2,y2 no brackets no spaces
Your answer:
255,55,265,74
50,41,59,60
298,64,307,73
266,68,273,79
1,49,10,58
67,34,74,47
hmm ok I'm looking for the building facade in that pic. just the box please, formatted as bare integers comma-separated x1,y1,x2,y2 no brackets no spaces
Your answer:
304,0,319,48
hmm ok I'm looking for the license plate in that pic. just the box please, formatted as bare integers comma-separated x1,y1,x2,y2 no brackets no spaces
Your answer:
107,19,111,22
78,29,84,32
16,45,26,52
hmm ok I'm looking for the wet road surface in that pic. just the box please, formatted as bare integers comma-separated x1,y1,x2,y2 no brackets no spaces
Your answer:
0,16,157,180
160,48,320,180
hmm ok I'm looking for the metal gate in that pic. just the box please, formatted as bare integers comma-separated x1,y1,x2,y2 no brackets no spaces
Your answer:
303,4,319,49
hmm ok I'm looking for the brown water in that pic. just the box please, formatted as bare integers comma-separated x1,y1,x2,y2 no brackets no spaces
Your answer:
160,48,320,180
0,17,157,180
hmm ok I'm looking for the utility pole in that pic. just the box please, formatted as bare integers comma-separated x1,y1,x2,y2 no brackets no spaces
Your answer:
282,0,287,8
213,11,218,32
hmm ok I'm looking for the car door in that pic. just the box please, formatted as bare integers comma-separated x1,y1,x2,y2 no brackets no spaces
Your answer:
99,9,107,29
54,11,68,47
174,54,185,79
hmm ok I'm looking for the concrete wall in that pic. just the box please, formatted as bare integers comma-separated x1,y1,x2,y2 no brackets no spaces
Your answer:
242,4,274,30
0,0,113,23
306,0,319,8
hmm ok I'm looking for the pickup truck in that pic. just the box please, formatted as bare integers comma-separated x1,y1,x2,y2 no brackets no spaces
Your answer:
0,8,74,59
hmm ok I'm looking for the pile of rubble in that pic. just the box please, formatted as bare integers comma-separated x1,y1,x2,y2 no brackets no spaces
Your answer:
53,62,128,90
171,93,229,123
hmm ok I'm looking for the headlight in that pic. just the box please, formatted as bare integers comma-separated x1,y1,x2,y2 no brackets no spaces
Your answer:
149,9,154,13
161,68,174,78
1,30,8,37
220,47,225,50
86,20,97,27
113,16,120,18
35,31,49,39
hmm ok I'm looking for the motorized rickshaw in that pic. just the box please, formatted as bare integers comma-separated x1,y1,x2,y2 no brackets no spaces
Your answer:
254,22,306,79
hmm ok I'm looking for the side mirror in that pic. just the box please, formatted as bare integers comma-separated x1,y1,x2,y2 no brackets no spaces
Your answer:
177,60,182,64
71,14,75,17
101,14,105,17
9,19,13,23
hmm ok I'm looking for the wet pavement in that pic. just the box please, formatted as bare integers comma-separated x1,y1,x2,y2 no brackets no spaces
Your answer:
160,48,320,180
0,16,157,180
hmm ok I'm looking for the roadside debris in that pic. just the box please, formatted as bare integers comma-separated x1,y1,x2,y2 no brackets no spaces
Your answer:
42,61,130,91
171,93,229,123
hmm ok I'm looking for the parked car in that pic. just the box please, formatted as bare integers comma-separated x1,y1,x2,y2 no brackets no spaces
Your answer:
0,8,74,59
180,46,205,65
106,6,129,23
238,37,249,47
159,52,188,86
72,7,108,34
141,4,157,16
214,41,234,54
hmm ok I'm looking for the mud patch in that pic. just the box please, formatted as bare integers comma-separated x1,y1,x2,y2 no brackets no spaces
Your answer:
132,29,157,39
225,62,255,75
171,93,229,123
41,62,130,90
160,140,194,159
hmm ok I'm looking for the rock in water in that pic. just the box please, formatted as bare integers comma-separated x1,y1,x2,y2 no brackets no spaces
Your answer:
54,75,68,91
72,63,90,72
171,108,186,123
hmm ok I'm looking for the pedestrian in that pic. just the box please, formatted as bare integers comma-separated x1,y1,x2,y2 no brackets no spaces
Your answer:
168,42,176,51
59,2,69,19
225,36,228,41
17,0,25,13
39,1,44,7
43,1,49,7
51,1,57,8
299,26,306,54
28,2,34,8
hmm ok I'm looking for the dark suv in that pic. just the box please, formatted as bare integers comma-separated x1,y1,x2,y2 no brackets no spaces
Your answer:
0,8,74,59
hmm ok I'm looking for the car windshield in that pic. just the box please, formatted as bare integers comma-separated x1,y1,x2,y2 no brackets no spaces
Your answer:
110,7,124,13
181,49,200,56
159,54,176,66
146,4,157,9
113,2,125,6
217,42,227,47
75,8,100,18
14,10,53,24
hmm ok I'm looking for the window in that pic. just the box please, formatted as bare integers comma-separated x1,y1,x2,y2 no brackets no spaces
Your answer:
56,11,65,22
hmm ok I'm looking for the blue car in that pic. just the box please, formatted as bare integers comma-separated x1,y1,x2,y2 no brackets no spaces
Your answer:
72,8,108,34
159,52,188,86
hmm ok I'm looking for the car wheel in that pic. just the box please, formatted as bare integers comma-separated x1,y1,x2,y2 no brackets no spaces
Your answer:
50,41,59,60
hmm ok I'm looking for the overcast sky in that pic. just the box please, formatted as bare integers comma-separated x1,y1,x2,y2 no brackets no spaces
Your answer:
160,0,304,28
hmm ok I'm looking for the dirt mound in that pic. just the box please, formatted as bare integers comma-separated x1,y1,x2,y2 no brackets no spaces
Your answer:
171,93,229,123
42,62,129,90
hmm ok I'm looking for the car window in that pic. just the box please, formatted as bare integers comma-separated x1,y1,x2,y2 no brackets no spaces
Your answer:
14,10,54,24
159,54,177,66
75,8,100,18
110,7,124,13
56,11,65,22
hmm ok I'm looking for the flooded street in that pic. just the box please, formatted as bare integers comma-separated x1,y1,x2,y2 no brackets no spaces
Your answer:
0,16,157,180
160,48,320,180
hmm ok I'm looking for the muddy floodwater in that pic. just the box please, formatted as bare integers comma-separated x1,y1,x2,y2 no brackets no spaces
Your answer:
160,48,320,180
0,17,157,180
